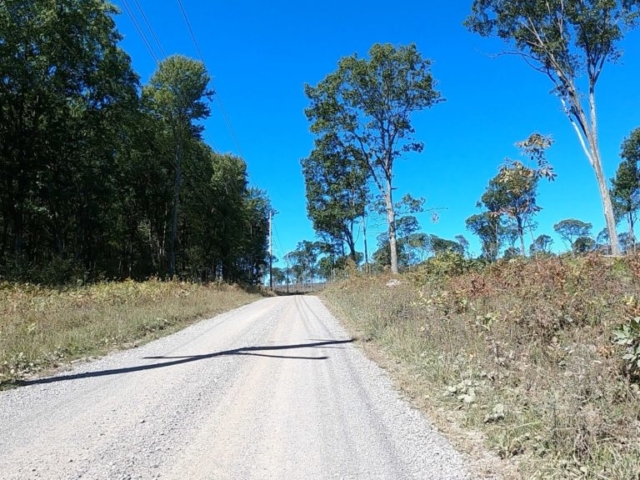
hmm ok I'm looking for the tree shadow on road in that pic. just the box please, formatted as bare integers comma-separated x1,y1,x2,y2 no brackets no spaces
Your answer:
17,339,355,387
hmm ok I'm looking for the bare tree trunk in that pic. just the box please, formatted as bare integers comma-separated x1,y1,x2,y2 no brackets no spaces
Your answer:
362,211,369,273
384,178,398,274
516,217,526,257
592,149,620,255
628,213,636,254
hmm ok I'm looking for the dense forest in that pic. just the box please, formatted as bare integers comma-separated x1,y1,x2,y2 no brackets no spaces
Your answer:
0,0,270,284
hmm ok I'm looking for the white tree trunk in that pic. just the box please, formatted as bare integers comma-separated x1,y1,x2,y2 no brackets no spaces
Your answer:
384,178,398,275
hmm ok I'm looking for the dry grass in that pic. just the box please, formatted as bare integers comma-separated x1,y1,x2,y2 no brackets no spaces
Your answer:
0,279,265,387
323,254,640,479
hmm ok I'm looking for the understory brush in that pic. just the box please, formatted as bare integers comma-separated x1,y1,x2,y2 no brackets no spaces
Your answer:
323,254,640,479
0,280,263,386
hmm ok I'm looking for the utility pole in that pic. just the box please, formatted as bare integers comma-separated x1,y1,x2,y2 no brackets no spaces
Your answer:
269,210,273,291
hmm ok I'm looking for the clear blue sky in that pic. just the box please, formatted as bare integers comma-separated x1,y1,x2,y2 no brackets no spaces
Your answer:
111,0,640,262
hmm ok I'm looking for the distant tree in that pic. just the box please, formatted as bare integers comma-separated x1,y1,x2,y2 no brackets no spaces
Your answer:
596,228,610,249
554,219,593,251
429,236,464,257
284,241,323,284
144,55,213,276
271,267,287,285
573,236,596,254
479,134,555,256
466,213,503,261
503,246,522,260
305,43,443,274
404,233,431,265
301,133,368,262
530,234,554,256
618,232,636,254
466,0,640,256
611,129,640,253
455,235,470,258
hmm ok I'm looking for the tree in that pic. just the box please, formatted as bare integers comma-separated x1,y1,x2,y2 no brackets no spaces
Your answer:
554,219,592,250
466,1,640,256
481,160,540,256
144,55,212,276
284,241,323,285
455,235,471,258
573,236,596,254
302,133,368,262
305,43,443,274
0,0,139,272
429,235,465,256
530,234,554,255
610,129,640,253
475,134,554,257
466,213,504,261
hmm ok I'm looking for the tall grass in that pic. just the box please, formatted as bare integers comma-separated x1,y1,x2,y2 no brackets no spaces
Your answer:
323,255,640,479
0,279,264,386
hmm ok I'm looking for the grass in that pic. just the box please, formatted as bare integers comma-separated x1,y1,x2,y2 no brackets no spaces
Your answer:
322,254,640,479
0,279,265,387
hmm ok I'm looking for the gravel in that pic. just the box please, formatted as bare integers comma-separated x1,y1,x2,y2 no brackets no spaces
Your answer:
0,295,469,479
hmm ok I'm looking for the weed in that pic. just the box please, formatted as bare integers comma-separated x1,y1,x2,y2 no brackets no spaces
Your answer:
0,280,263,385
323,255,640,478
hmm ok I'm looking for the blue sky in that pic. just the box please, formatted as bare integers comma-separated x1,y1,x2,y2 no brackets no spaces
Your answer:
111,1,640,262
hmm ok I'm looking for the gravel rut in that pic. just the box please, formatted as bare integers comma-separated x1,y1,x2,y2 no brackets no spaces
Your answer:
0,296,469,480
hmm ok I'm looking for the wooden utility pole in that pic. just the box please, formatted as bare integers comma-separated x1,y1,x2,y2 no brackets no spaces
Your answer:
269,210,273,290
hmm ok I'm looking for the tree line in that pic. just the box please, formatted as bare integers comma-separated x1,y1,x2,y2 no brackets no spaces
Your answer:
0,0,270,284
298,0,640,276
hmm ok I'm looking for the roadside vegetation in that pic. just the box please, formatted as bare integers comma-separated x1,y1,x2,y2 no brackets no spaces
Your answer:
322,254,640,479
0,280,264,388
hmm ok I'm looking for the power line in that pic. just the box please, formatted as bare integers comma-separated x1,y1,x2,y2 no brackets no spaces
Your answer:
175,0,205,61
131,0,166,58
174,0,244,158
120,0,159,64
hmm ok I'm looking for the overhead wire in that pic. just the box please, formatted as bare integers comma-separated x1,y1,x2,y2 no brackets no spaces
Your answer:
118,0,251,213
174,0,244,159
120,0,159,64
131,0,166,58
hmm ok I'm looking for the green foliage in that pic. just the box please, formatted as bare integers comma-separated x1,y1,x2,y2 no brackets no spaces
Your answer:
613,315,640,380
465,213,503,262
301,133,368,261
530,234,554,255
554,219,593,250
610,128,640,251
465,0,640,255
474,134,554,257
284,241,324,283
305,43,443,273
0,2,269,285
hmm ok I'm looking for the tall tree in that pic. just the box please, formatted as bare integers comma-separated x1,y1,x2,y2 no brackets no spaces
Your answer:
610,128,640,252
305,43,443,274
301,133,368,262
0,0,138,271
466,0,640,256
143,55,212,276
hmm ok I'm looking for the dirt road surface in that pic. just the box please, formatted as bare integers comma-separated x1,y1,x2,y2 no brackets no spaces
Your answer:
0,296,469,479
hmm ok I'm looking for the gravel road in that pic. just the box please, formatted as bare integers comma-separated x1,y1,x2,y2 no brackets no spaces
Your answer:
0,296,469,480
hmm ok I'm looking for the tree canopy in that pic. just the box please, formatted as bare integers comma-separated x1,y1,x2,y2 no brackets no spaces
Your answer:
0,1,270,284
305,43,443,274
466,0,640,255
